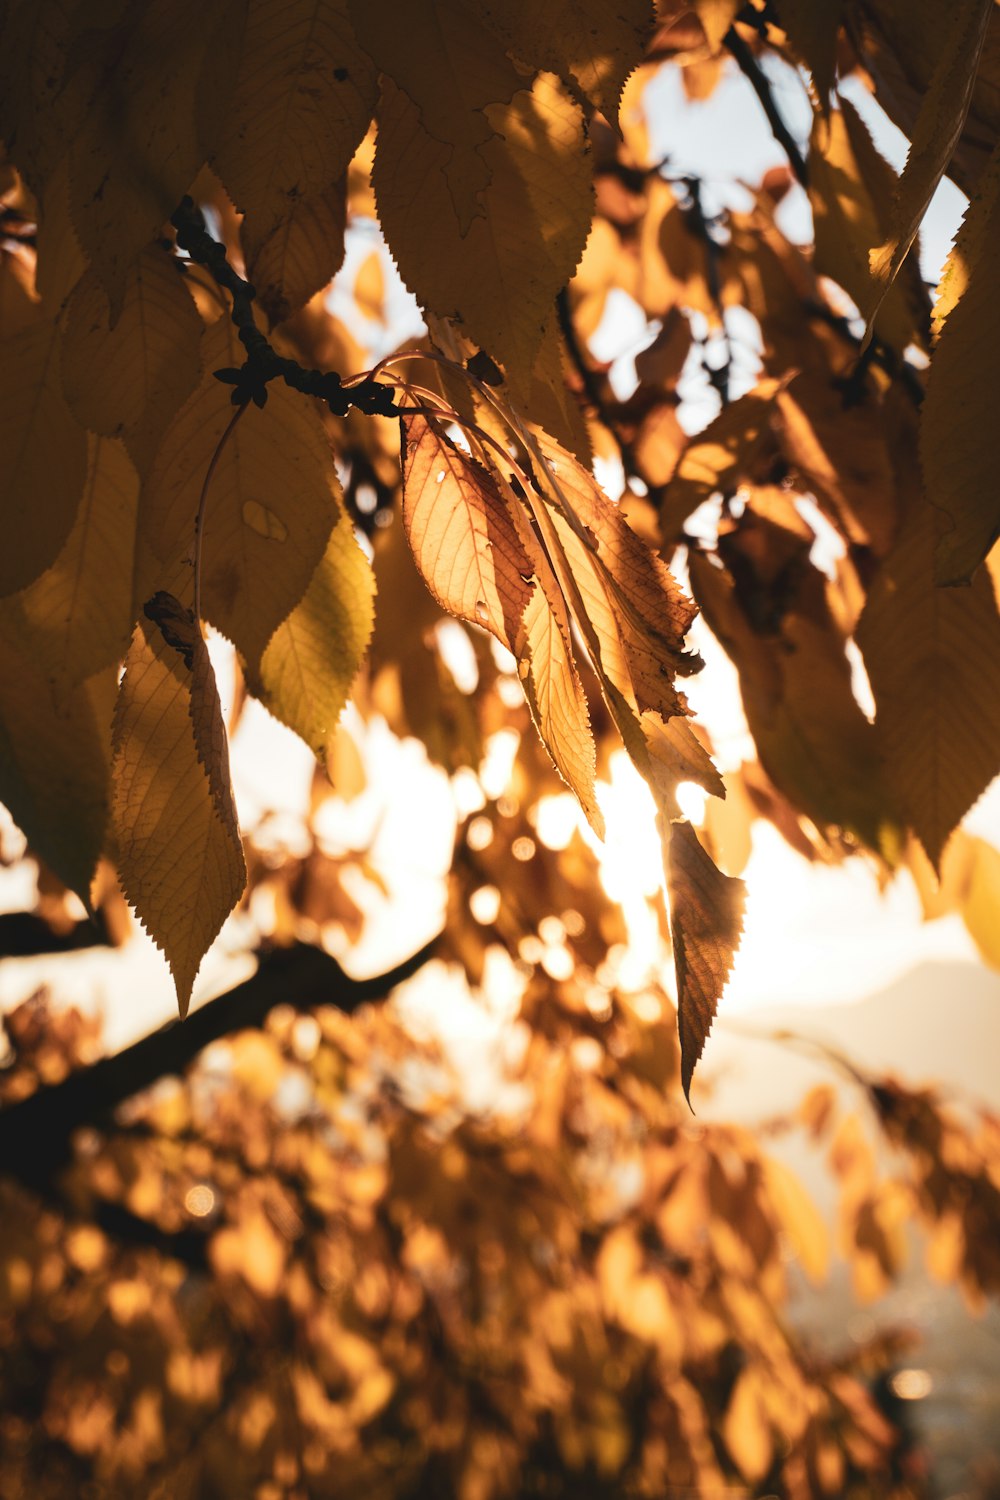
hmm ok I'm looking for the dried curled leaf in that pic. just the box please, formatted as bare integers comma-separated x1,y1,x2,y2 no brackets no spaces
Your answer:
667,818,745,1104
112,597,246,1015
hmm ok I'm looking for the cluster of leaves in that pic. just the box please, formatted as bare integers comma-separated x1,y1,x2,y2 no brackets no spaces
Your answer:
1,3,999,1076
7,970,1000,1500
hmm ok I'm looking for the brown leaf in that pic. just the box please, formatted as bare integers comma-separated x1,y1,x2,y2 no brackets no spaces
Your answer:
667,818,745,1103
112,597,246,1014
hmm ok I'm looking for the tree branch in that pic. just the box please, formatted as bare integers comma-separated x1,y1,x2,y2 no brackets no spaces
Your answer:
0,935,439,1187
170,198,398,417
724,25,809,190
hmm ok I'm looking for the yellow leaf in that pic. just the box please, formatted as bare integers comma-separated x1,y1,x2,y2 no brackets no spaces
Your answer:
476,0,654,123
1,437,139,696
857,490,1000,870
689,542,893,852
865,0,994,334
35,155,86,312
401,412,535,648
141,318,338,662
921,141,1000,585
245,178,347,328
374,71,593,400
809,100,919,354
206,0,375,247
248,502,375,773
762,1155,829,1282
350,0,522,234
112,597,246,1015
0,319,88,595
68,0,210,314
662,377,784,543
533,428,699,720
517,585,604,838
693,0,740,53
667,818,745,1102
0,659,114,904
724,1367,773,1482
771,0,841,105
60,244,203,475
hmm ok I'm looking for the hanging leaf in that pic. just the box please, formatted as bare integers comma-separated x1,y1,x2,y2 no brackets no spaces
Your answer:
0,659,114,905
140,319,338,662
667,817,745,1104
1,437,139,696
60,244,203,475
68,0,211,314
206,0,376,247
247,501,375,774
771,0,842,106
0,319,88,596
374,71,593,400
857,491,1000,871
517,584,604,838
112,597,246,1015
401,412,535,648
662,378,784,543
244,179,348,328
350,0,522,234
477,0,655,123
921,142,1000,585
864,0,994,334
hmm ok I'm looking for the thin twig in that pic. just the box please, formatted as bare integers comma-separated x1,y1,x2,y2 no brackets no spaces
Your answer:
724,25,809,189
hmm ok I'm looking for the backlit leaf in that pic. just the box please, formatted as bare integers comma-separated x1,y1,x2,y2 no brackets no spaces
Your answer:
865,0,994,332
374,71,592,400
517,585,604,838
772,0,841,105
662,378,784,543
141,318,337,662
0,659,114,904
112,599,246,1015
921,142,1000,585
60,244,203,475
68,0,210,314
667,818,745,1103
857,491,1000,870
0,318,88,596
248,501,375,774
401,413,535,649
245,179,347,328
350,0,522,234
206,0,376,247
762,1155,829,1282
1,437,139,696
477,0,654,123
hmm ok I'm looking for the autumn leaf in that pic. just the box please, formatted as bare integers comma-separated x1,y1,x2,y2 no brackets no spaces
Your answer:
205,0,376,249
864,0,994,335
921,141,1000,585
60,244,203,476
247,502,376,775
401,412,535,649
350,0,522,234
245,178,348,328
140,318,338,663
112,597,246,1015
69,0,212,315
0,660,115,904
0,437,139,696
476,0,654,123
667,818,745,1104
857,487,1000,871
374,70,593,400
0,318,88,596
